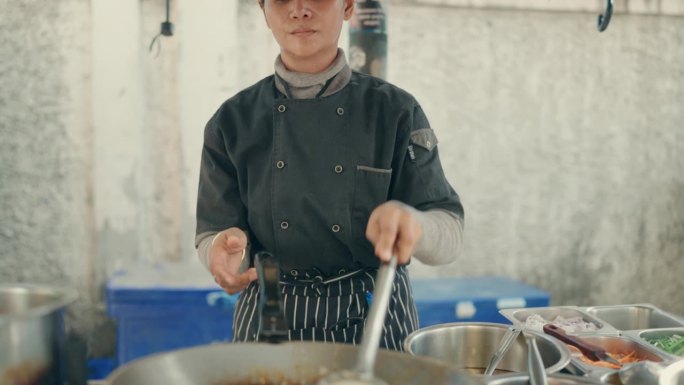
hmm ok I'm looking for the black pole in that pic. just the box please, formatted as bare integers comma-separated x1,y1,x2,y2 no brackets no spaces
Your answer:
349,0,388,79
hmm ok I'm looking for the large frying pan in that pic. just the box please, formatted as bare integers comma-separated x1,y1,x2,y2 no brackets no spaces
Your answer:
105,342,484,385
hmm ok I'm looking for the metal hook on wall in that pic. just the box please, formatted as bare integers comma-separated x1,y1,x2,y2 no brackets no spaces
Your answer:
149,0,174,57
597,0,613,32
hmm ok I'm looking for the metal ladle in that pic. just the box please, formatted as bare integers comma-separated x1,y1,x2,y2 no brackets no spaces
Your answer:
317,255,398,385
484,325,521,375
524,331,548,385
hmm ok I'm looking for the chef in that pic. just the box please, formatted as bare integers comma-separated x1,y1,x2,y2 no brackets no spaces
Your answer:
195,0,464,351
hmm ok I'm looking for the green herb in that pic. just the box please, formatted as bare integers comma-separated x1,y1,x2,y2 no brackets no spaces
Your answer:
645,334,684,356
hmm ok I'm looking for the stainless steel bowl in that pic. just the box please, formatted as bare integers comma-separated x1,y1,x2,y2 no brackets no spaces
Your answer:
404,322,571,376
1,284,77,385
585,304,684,331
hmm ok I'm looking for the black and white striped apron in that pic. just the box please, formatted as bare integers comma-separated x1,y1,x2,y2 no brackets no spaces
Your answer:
232,266,419,351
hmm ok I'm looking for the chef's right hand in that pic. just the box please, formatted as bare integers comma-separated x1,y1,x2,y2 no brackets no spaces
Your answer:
209,227,257,294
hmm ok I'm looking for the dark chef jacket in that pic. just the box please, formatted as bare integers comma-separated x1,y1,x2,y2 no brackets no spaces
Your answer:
196,71,463,278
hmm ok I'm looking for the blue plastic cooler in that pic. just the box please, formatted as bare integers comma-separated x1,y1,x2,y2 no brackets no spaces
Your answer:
106,261,238,365
107,266,549,365
410,276,550,327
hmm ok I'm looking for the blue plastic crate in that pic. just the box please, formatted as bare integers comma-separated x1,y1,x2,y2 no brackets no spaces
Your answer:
410,276,550,327
106,262,238,365
87,358,116,380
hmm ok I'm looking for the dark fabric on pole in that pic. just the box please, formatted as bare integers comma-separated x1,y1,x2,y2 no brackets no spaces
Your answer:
349,0,387,79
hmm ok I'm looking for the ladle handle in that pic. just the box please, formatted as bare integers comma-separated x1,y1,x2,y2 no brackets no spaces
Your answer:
255,251,289,343
543,324,605,361
356,255,398,378
484,326,521,375
543,324,622,367
525,333,548,385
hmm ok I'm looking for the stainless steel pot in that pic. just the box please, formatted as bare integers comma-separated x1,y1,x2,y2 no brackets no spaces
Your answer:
0,284,78,385
404,322,571,376
105,342,485,385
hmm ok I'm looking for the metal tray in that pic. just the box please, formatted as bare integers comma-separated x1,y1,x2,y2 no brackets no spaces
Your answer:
560,334,672,378
499,306,618,335
585,304,684,332
622,327,684,360
499,304,684,383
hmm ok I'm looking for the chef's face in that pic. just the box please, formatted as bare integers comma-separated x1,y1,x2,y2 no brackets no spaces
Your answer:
260,0,354,73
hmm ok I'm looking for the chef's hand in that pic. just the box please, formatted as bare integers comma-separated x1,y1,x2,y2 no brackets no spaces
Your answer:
209,227,257,294
366,201,423,265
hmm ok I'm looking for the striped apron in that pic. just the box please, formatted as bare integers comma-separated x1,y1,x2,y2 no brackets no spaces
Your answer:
232,266,419,351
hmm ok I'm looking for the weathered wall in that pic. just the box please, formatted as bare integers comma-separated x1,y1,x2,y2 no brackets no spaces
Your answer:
1,0,682,358
393,4,684,315
0,0,101,338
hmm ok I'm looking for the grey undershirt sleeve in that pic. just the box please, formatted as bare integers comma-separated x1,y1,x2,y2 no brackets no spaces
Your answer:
197,209,463,270
196,232,217,272
410,208,465,266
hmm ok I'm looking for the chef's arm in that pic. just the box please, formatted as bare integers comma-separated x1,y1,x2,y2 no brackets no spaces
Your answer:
410,208,464,266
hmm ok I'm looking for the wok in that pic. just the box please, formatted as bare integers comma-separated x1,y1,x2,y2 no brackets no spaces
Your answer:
105,342,484,385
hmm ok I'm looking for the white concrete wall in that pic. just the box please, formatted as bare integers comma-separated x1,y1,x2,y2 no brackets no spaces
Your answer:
1,0,682,355
412,0,684,15
0,0,101,336
392,3,684,315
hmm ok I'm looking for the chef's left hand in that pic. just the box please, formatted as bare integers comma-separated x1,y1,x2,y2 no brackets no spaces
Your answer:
366,201,423,265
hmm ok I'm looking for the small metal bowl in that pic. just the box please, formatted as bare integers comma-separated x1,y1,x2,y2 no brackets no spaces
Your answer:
404,322,571,376
660,359,684,385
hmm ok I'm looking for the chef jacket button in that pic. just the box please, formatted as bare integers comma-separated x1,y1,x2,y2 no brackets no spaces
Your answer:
277,104,286,113
331,224,341,233
334,164,343,174
336,107,344,116
276,160,285,169
338,268,347,275
290,269,299,277
280,221,289,230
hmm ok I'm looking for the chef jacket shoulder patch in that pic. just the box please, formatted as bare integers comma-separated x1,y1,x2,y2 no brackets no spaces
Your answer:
410,128,438,151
